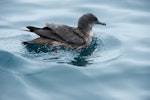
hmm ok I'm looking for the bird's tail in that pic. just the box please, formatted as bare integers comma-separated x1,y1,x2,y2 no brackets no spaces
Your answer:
26,26,41,32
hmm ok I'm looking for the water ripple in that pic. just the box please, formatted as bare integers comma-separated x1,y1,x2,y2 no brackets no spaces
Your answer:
22,33,122,67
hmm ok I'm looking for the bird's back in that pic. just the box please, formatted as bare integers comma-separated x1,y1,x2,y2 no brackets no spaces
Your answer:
45,23,85,45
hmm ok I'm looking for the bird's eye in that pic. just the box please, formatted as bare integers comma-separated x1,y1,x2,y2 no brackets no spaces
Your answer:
95,18,98,21
91,17,97,21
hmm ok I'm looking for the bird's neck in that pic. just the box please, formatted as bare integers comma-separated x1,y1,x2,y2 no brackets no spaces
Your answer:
77,24,93,46
78,23,92,34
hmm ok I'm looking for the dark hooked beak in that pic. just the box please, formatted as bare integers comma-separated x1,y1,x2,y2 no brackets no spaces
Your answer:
97,21,106,26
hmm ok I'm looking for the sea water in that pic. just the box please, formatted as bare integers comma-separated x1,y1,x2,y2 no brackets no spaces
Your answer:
0,0,150,100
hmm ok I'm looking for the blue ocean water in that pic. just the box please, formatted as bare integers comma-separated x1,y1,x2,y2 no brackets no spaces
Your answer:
0,0,150,100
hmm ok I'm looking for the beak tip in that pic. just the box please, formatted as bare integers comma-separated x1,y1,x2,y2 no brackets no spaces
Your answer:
101,23,106,26
97,21,106,26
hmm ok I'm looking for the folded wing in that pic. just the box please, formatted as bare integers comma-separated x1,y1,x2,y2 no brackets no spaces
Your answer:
26,24,85,45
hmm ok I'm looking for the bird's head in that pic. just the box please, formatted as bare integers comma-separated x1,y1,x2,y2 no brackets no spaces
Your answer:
78,13,106,30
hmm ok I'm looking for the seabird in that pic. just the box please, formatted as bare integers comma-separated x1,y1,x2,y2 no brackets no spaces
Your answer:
23,13,106,50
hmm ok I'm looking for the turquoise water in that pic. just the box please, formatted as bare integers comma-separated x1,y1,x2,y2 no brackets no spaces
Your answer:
0,0,150,100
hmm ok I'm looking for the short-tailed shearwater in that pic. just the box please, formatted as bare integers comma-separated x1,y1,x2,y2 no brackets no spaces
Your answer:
23,13,106,50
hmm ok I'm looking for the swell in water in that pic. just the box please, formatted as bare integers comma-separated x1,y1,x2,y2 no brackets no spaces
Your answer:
1,0,150,99
0,32,122,75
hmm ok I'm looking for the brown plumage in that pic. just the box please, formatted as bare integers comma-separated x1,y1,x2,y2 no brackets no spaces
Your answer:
23,13,106,50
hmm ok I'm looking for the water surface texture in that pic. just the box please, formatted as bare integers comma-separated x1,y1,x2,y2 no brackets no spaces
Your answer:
0,0,150,100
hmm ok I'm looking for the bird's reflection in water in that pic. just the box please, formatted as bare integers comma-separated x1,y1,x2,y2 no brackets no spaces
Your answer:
24,44,56,53
23,37,101,67
70,38,99,66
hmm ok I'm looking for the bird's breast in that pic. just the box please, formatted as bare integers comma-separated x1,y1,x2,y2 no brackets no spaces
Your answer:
85,30,93,46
